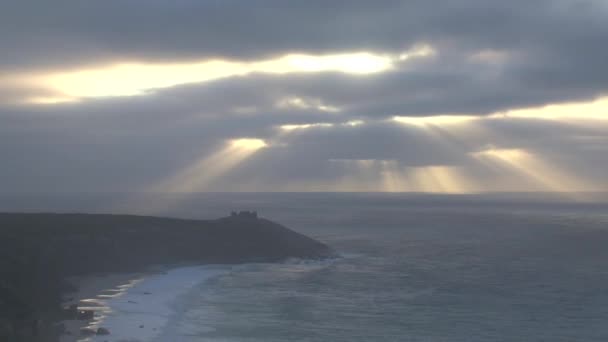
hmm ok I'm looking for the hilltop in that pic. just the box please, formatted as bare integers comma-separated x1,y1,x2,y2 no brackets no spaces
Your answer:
0,212,333,341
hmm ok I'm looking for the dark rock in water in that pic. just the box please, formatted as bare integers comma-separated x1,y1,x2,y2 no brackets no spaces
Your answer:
80,327,96,336
77,310,94,320
96,327,110,335
143,291,152,295
139,324,144,328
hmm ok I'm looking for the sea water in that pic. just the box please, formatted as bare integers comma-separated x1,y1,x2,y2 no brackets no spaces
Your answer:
4,193,608,341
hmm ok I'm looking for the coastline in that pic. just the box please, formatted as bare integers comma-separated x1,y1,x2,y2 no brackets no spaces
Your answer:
59,272,146,342
0,212,332,341
58,265,229,342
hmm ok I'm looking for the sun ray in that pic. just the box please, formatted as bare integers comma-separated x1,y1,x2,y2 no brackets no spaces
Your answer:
472,148,595,197
153,138,267,193
327,159,477,193
379,160,410,192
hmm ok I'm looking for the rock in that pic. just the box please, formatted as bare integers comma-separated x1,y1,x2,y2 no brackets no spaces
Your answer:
139,325,144,328
143,291,152,295
77,310,95,320
96,327,110,335
80,327,96,336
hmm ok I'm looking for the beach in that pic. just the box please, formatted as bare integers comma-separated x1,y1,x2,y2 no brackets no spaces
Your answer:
59,266,227,342
60,272,146,342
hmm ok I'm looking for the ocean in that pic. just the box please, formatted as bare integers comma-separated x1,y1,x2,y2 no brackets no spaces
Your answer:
3,192,608,341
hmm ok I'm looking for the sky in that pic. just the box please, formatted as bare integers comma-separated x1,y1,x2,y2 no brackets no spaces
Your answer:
1,0,608,195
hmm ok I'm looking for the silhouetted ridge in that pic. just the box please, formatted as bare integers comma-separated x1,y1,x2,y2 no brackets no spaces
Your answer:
0,212,333,340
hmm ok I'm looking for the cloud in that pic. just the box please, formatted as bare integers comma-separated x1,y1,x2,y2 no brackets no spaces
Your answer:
0,1,605,62
2,0,608,113
2,91,607,193
1,0,608,194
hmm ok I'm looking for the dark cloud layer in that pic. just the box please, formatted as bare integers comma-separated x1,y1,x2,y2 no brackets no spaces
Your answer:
1,1,608,192
2,1,607,68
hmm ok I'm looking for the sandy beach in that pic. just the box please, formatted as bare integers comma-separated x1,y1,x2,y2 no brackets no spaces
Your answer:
57,265,228,342
59,272,146,342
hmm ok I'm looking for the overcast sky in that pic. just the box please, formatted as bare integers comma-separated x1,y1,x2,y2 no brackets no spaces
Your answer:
1,0,607,194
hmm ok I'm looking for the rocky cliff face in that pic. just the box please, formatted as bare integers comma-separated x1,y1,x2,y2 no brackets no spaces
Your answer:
0,213,333,341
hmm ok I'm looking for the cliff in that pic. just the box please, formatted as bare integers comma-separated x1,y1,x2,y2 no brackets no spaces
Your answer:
0,213,333,341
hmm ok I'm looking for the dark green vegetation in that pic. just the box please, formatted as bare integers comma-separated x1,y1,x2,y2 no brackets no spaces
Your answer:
0,213,332,341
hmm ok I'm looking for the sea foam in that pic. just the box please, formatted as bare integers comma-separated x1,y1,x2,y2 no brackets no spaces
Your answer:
83,265,228,342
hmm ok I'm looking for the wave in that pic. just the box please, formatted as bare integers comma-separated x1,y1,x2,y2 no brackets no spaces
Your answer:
84,265,229,342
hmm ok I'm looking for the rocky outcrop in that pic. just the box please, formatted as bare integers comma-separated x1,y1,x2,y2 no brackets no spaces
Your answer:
96,327,110,335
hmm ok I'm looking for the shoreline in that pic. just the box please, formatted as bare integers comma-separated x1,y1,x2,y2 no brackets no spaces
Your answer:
58,265,229,342
59,272,146,342
0,213,332,341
